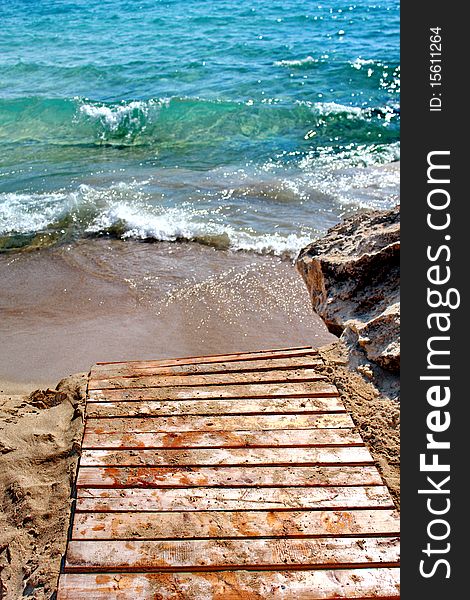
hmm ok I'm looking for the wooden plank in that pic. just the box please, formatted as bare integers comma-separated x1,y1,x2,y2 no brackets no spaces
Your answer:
64,537,400,572
72,509,400,540
80,447,373,468
57,567,400,599
90,355,324,381
92,346,317,372
82,428,364,450
89,368,325,391
75,486,394,511
76,465,383,490
58,350,402,599
85,413,354,434
95,346,313,365
88,381,338,402
86,397,345,418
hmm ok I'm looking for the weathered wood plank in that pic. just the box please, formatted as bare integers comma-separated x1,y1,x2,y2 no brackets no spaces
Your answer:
58,350,400,599
89,368,325,391
86,397,345,418
64,537,400,572
92,346,317,372
85,413,354,434
88,381,338,402
72,509,400,540
90,355,324,382
75,485,394,511
80,447,373,468
76,465,383,490
57,567,400,599
82,428,364,450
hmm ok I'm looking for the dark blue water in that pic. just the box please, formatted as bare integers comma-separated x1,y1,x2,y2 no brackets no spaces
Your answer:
0,0,399,255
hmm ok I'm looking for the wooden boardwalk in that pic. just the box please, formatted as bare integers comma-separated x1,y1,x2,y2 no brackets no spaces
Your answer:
57,346,400,599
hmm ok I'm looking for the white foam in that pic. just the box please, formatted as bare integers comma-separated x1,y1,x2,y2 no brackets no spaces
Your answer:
229,231,313,257
313,101,363,116
350,58,379,70
85,201,311,257
274,56,318,67
1,160,398,257
295,100,364,117
87,203,214,241
0,191,68,235
79,101,146,129
77,98,169,135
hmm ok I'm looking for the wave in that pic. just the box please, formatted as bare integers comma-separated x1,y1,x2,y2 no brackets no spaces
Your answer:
274,56,320,68
350,58,381,70
0,185,314,257
89,202,313,256
0,95,400,148
300,101,363,117
0,148,399,256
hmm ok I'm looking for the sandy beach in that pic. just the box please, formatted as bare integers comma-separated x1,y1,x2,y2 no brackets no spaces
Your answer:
0,243,335,597
0,242,337,597
1,0,400,595
0,230,401,599
0,241,335,389
0,213,400,599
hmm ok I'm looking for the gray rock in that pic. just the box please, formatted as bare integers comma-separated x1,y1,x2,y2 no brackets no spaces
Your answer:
296,206,400,374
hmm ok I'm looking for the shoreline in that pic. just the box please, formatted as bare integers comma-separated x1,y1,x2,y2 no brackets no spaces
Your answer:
0,211,400,598
0,240,335,385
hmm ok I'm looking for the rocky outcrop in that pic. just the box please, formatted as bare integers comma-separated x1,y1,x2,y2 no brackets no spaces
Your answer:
296,206,400,376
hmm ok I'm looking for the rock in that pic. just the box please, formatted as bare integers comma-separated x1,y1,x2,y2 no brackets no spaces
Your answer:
296,206,400,374
355,302,400,371
357,363,374,380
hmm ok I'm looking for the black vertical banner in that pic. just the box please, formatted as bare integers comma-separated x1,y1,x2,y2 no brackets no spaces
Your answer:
401,2,466,598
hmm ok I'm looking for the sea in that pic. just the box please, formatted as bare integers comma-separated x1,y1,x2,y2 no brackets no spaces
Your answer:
0,0,400,384
0,0,399,255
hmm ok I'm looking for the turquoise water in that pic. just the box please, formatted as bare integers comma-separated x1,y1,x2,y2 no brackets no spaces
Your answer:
0,0,399,255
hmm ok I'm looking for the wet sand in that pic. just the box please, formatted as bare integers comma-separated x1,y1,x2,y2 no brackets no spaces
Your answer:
0,239,335,387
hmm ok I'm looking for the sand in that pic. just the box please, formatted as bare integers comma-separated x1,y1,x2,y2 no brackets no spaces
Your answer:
0,240,335,387
0,241,335,598
0,375,87,599
317,343,400,509
0,241,399,599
